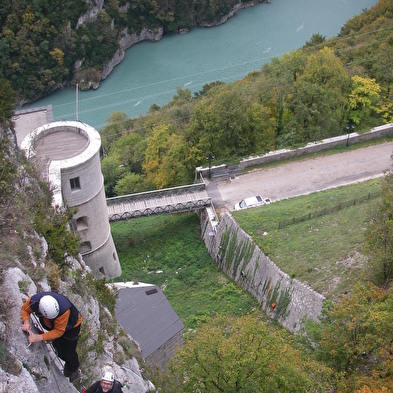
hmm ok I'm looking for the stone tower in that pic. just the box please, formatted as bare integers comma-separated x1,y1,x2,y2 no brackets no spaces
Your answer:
21,120,121,279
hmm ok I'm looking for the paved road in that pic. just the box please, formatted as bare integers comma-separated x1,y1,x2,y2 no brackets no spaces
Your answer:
207,142,393,210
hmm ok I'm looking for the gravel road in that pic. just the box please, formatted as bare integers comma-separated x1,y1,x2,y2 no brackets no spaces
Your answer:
207,142,393,210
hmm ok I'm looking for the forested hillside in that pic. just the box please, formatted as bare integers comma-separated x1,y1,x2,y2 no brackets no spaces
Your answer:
99,0,393,197
0,0,242,104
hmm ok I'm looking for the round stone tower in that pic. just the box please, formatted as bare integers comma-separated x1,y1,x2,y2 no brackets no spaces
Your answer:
21,120,121,279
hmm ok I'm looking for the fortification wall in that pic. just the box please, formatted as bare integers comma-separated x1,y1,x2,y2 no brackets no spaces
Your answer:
200,210,324,332
238,123,393,171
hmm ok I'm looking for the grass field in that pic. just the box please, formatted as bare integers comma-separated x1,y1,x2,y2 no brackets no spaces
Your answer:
232,178,382,300
111,213,262,331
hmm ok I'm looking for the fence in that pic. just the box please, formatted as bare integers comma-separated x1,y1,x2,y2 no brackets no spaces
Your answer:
278,191,381,229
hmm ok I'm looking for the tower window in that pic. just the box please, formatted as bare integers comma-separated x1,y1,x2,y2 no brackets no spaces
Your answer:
76,216,88,231
70,177,80,190
80,241,91,253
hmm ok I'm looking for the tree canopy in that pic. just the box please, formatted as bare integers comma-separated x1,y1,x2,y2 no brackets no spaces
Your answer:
100,1,393,196
0,0,239,103
165,314,333,393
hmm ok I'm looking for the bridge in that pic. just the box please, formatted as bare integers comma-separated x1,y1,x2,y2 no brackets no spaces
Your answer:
106,182,211,222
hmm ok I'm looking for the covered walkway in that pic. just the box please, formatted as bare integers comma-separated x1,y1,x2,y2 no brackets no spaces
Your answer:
107,183,210,221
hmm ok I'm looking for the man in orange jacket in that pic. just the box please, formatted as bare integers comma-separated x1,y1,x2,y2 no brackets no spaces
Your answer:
21,292,82,383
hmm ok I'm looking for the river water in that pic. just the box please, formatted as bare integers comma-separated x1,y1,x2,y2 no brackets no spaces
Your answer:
22,0,378,130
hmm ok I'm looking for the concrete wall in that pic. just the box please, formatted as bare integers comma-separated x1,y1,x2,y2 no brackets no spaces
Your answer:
200,210,324,332
146,330,184,370
238,123,393,171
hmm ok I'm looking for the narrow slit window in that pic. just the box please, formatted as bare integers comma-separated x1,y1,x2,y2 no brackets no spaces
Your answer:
80,241,91,253
70,177,80,190
76,216,88,231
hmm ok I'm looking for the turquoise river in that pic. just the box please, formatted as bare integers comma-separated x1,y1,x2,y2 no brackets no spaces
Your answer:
22,0,379,130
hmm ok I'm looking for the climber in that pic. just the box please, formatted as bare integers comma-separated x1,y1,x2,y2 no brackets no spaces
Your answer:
20,291,82,383
86,371,124,393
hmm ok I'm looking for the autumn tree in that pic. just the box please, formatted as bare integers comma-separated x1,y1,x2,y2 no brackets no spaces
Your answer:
348,76,381,127
143,124,193,189
165,314,333,393
301,282,393,392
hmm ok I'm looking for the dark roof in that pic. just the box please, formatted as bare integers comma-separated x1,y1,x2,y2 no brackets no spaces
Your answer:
115,285,184,359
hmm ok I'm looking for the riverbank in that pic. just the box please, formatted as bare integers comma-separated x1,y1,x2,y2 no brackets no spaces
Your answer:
94,0,272,90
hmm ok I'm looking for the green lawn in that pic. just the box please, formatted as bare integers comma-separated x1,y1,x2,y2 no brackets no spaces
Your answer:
232,178,382,300
111,213,261,331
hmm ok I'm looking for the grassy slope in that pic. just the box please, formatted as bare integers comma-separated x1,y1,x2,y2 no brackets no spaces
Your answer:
232,178,382,301
111,213,261,330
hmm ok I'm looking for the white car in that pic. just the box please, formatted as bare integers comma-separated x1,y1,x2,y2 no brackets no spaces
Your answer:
234,195,271,211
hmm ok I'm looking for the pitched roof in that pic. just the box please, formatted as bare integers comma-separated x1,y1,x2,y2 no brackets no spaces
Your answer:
115,284,184,359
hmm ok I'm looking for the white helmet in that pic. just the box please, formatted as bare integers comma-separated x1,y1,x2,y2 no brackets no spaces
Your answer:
101,371,114,383
39,295,60,319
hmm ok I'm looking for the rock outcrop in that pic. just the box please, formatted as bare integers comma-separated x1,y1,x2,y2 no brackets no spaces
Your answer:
0,232,154,392
101,27,164,81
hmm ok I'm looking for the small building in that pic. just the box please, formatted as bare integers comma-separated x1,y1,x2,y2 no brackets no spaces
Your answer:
15,108,121,279
114,282,184,369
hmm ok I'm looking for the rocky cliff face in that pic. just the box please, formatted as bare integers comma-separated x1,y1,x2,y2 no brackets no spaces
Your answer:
76,0,105,30
101,27,164,81
0,238,154,393
0,126,154,392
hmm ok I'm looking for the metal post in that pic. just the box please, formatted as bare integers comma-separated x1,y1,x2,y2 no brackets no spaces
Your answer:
205,153,215,179
346,124,355,147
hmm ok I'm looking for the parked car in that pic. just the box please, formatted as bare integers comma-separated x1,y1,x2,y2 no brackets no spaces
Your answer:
234,195,271,211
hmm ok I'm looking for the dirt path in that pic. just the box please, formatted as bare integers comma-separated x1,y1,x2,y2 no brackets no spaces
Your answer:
208,142,393,210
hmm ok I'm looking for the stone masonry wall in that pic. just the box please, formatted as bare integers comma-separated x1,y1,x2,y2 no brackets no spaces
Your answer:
238,123,393,171
200,211,324,332
146,330,184,370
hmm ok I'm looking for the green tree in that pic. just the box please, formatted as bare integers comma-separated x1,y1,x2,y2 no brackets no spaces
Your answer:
100,111,133,152
363,171,393,286
0,78,16,124
373,42,393,124
108,131,146,175
304,33,326,48
34,203,81,274
114,172,150,195
288,48,350,142
245,103,275,153
101,155,127,197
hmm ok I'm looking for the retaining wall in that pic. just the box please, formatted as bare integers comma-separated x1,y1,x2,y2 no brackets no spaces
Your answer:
200,210,324,332
238,123,393,170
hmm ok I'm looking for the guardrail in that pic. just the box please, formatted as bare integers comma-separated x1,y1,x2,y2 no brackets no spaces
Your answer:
108,197,211,222
106,182,206,206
